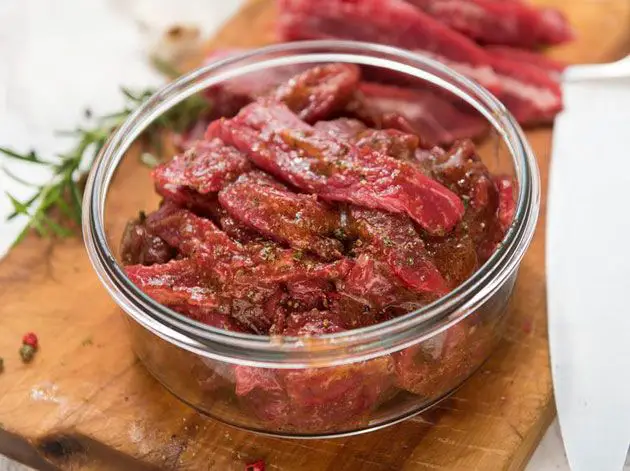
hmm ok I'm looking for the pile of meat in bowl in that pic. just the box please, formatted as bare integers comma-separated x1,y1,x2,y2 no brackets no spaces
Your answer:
118,61,521,435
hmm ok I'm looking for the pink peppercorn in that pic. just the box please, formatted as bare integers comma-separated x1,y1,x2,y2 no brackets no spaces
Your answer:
22,332,38,350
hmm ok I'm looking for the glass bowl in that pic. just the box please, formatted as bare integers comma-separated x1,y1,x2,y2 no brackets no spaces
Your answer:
83,40,540,437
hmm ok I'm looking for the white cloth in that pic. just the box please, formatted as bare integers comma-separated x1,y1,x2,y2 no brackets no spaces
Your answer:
0,1,592,469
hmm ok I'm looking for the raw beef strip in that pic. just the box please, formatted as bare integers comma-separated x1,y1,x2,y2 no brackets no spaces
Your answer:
315,117,422,162
153,138,251,197
313,118,367,139
425,232,478,288
486,46,566,79
205,54,358,123
145,203,253,280
269,63,361,123
406,0,574,48
215,206,266,244
349,208,448,296
225,254,353,333
234,353,393,432
203,49,306,118
219,171,343,260
355,82,489,146
120,212,176,266
494,175,517,233
337,253,428,315
277,0,564,123
489,55,562,123
207,100,465,235
353,129,420,162
425,139,503,262
277,0,501,93
125,259,243,331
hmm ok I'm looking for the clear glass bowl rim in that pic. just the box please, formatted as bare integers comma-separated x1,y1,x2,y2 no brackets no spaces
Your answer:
83,40,540,368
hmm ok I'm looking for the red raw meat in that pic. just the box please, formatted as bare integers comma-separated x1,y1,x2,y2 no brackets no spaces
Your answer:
282,309,347,336
269,63,361,123
219,171,344,260
234,344,394,432
277,0,565,124
393,321,485,397
120,213,176,266
277,0,501,93
125,259,243,330
145,203,253,280
486,45,566,79
353,129,420,162
313,118,367,139
349,208,448,297
406,0,573,48
425,232,478,288
426,140,504,262
489,55,563,124
355,82,489,147
226,255,353,333
217,210,266,244
153,138,251,197
338,253,428,315
205,54,358,124
207,100,465,235
494,175,517,233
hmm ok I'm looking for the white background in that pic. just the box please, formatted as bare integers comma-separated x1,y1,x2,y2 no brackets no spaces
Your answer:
0,0,612,469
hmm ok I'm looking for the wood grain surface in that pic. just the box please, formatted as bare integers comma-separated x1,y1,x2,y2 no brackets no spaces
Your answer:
0,1,628,470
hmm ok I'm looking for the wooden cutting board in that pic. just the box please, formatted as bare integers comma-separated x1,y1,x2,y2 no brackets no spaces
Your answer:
0,1,628,470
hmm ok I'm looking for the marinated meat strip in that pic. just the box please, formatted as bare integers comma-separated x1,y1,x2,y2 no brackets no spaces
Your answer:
207,100,465,235
124,259,243,331
349,208,448,296
203,48,309,118
145,202,253,280
216,207,267,244
225,253,353,333
120,212,176,266
426,139,503,262
495,175,517,234
313,118,367,139
353,82,489,147
406,0,574,48
337,253,428,315
425,232,478,289
234,353,393,432
205,59,359,124
219,171,344,260
269,63,361,123
153,138,251,199
277,0,501,92
353,129,420,162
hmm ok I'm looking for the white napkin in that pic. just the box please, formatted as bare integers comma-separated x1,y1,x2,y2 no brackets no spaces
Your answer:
0,0,242,258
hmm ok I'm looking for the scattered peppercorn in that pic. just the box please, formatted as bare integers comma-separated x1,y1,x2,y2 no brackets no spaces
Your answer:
0,357,4,373
19,344,36,363
22,332,39,350
245,460,265,471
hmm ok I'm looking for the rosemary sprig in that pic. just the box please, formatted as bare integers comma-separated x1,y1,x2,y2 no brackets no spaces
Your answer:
1,82,210,246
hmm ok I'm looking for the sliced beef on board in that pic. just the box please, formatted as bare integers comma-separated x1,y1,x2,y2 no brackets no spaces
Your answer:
485,45,567,80
488,54,562,123
277,0,564,123
277,0,502,94
405,0,573,48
